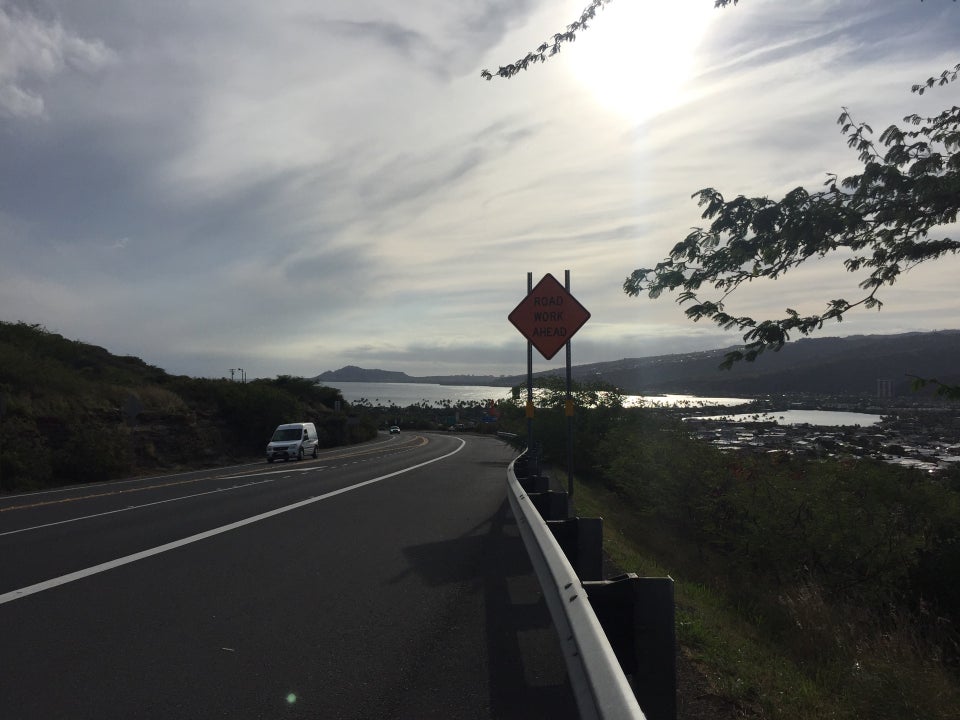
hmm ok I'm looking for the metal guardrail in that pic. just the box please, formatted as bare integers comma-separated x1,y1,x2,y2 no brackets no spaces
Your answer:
507,456,646,720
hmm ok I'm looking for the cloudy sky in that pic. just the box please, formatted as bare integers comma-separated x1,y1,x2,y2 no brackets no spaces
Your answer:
2,0,958,379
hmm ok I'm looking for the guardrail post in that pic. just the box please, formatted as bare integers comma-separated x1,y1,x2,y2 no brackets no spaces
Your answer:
516,463,570,520
547,517,604,581
517,474,550,494
584,574,676,720
512,454,547,489
513,454,530,478
529,490,570,520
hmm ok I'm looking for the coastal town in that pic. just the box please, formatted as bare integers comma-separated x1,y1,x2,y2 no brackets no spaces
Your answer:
679,394,960,474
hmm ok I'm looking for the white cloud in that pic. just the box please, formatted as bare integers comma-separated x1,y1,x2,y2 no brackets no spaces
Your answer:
1,0,958,378
0,2,114,118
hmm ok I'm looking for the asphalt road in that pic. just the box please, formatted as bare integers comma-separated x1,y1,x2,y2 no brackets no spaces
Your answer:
0,432,576,719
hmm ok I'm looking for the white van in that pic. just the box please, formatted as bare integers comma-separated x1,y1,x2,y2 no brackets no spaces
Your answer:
266,422,319,463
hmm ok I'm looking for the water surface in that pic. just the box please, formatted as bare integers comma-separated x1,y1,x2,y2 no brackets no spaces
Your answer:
689,409,884,427
323,381,752,409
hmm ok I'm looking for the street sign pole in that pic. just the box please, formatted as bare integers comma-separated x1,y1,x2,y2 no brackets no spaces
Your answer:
526,272,535,472
565,270,574,499
508,271,590,487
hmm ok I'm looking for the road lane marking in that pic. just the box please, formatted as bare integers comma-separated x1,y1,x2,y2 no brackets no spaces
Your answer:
0,478,279,538
220,437,427,479
0,437,427,512
0,461,270,501
217,466,328,480
0,438,465,605
1,475,230,513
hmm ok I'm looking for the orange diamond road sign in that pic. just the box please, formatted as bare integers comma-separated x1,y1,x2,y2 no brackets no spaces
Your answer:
508,273,591,360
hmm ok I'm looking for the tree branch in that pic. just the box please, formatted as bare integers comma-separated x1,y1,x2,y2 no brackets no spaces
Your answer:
626,69,960,368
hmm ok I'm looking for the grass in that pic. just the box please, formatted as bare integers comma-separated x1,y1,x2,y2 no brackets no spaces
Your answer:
572,477,960,720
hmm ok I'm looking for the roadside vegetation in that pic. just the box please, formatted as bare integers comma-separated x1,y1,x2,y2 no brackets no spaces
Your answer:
0,321,378,492
498,378,960,720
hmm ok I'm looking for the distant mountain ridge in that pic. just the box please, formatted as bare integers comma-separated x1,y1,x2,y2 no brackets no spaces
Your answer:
316,331,960,397
314,365,504,386
558,331,960,396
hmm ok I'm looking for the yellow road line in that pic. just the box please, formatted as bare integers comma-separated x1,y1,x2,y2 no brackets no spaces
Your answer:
1,476,220,512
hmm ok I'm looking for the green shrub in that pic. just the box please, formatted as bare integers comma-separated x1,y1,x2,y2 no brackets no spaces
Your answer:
523,395,960,711
558,406,960,719
52,419,135,484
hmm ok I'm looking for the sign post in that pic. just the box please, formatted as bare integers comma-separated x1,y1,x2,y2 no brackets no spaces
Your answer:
526,273,534,474
565,270,575,498
508,272,590,496
0,393,5,490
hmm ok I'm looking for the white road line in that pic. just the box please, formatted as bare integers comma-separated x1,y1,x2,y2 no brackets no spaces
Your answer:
0,438,398,504
0,438,465,605
0,478,278,538
219,466,327,479
0,462,265,502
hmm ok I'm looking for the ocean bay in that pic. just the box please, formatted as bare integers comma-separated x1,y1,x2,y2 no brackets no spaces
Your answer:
322,381,513,406
322,380,753,410
322,381,905,430
689,409,884,427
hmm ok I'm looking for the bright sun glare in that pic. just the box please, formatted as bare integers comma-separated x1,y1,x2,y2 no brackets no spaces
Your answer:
566,0,716,121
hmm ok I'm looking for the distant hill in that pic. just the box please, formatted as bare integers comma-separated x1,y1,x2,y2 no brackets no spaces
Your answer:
575,330,960,395
317,331,960,397
522,331,960,397
315,365,502,386
316,366,414,383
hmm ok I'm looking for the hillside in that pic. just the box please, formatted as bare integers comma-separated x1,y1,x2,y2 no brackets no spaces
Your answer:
0,322,375,492
316,365,414,383
557,331,960,396
317,331,960,397
315,366,502,385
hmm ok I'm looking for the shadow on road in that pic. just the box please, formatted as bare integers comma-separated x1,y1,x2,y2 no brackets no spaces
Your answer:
397,500,577,719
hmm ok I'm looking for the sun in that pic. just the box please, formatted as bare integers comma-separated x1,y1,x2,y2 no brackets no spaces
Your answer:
565,0,716,121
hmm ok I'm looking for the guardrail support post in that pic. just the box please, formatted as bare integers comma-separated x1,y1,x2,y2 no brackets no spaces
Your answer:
584,574,676,720
529,490,570,520
547,517,603,581
517,475,550,494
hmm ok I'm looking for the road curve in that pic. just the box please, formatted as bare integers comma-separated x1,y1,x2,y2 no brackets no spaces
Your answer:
0,433,576,719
